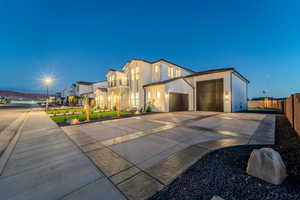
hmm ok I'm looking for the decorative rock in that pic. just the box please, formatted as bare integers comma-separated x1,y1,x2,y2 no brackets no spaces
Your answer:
246,148,287,185
67,118,80,125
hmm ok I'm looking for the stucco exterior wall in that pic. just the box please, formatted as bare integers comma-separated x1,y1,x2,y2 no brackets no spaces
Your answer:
76,84,93,96
145,85,166,112
92,81,108,91
231,72,248,112
165,79,194,111
186,71,232,112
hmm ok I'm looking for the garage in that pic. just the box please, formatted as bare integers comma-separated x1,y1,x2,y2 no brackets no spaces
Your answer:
169,92,189,112
196,79,224,112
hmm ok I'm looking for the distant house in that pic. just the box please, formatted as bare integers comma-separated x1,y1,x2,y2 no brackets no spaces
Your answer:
63,58,249,112
62,81,108,106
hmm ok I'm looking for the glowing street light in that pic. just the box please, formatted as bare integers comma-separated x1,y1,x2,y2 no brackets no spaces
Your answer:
44,76,53,85
43,76,53,111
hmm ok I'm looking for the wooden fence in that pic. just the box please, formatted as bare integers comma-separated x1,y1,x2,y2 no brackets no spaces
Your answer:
248,98,284,112
284,93,300,137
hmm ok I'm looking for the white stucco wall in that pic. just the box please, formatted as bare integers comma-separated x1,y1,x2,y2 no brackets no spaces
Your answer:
165,79,194,111
145,85,166,112
76,84,93,96
186,71,232,112
92,81,108,91
231,72,248,112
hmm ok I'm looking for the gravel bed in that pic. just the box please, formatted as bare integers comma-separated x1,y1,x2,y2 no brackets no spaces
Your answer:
149,115,300,200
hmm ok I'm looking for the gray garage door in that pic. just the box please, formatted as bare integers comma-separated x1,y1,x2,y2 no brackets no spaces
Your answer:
196,79,224,112
169,92,189,112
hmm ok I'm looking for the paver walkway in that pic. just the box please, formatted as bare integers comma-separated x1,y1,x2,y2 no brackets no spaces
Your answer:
0,110,125,200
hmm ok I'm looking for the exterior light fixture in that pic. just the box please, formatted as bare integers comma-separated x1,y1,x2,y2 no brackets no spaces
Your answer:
43,76,53,111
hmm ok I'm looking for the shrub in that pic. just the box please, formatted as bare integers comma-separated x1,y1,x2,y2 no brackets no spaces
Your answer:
146,106,152,113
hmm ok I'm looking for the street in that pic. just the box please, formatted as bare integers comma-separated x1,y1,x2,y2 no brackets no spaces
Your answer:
0,105,32,133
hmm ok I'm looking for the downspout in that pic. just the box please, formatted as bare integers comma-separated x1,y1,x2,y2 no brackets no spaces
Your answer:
183,78,195,111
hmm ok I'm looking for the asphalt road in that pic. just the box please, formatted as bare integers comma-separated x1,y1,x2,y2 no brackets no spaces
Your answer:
0,104,33,133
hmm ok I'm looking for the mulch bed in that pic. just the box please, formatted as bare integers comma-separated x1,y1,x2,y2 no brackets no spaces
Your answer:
149,115,300,200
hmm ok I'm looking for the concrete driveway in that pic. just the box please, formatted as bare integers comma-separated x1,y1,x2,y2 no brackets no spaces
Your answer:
62,111,275,200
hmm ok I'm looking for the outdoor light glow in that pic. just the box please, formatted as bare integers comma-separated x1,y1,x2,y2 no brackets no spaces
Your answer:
44,76,53,85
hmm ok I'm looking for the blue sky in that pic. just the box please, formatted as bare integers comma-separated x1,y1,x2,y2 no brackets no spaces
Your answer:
0,0,299,98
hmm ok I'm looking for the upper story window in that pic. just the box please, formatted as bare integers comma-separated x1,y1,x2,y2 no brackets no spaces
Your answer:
154,65,159,73
131,67,140,80
108,75,115,87
121,77,127,86
168,67,174,78
175,69,181,77
157,90,161,98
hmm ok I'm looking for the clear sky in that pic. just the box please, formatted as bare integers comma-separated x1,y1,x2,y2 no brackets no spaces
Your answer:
0,0,299,98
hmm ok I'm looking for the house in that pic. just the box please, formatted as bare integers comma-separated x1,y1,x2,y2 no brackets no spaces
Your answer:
62,81,107,106
63,58,249,112
98,58,248,112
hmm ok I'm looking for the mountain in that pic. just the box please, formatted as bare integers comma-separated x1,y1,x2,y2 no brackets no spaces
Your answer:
0,90,48,99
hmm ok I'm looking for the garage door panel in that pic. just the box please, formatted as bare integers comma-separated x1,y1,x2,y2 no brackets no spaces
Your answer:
169,93,188,112
197,79,224,112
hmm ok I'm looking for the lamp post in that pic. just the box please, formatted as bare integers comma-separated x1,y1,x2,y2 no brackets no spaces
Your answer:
44,76,53,111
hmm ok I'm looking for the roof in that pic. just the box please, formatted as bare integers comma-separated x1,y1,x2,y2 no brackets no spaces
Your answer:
143,67,249,87
76,81,94,85
96,88,108,92
76,80,107,85
143,76,184,87
123,58,195,73
107,69,124,73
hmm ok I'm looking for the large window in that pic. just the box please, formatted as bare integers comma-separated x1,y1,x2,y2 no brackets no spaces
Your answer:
156,90,161,98
168,67,174,78
109,75,116,87
131,92,139,106
154,65,159,73
131,67,140,80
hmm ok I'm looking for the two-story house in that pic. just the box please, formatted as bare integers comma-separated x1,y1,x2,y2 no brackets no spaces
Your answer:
64,58,249,112
62,81,108,106
99,58,248,112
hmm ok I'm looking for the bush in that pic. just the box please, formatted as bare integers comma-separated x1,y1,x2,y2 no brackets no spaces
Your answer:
146,106,152,113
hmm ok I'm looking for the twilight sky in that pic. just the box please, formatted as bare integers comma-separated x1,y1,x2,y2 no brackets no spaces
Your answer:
0,0,299,98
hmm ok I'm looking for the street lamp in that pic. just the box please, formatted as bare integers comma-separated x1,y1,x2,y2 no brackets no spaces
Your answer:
43,76,53,111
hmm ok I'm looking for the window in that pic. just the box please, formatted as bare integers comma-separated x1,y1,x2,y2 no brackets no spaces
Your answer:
121,77,127,85
154,65,159,73
131,92,139,106
168,67,174,78
131,67,140,80
157,90,161,98
148,91,151,99
175,69,181,77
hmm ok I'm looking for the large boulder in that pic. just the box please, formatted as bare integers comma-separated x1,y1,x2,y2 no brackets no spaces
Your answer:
246,148,287,185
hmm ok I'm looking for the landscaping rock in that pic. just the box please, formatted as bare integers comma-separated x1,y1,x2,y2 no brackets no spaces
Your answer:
246,148,287,185
67,119,80,125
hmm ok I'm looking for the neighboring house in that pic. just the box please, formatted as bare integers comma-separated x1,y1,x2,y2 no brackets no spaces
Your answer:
62,81,108,106
63,58,249,112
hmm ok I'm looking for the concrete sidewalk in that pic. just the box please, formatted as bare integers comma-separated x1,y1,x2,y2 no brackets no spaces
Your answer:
0,111,125,200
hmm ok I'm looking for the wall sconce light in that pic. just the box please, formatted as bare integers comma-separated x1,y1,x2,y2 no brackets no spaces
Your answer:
224,91,230,101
